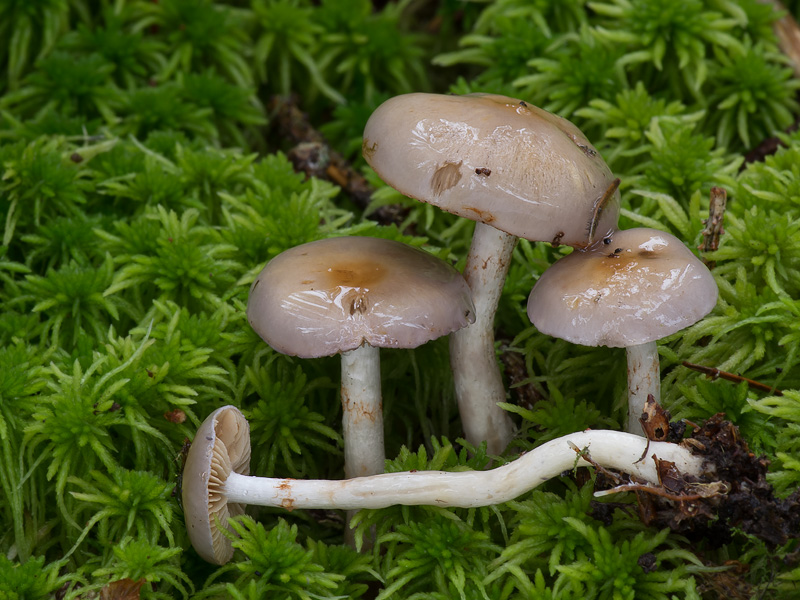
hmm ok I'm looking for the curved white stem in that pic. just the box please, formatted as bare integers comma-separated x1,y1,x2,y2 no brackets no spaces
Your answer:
626,342,661,436
341,343,385,479
224,429,705,510
450,223,516,454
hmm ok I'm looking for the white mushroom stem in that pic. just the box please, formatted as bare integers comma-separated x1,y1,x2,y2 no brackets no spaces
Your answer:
223,430,704,510
450,222,517,454
341,343,385,479
626,341,661,436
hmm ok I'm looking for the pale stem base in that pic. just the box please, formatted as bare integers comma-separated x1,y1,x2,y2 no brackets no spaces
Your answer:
340,343,384,547
341,343,385,479
450,223,516,454
626,341,661,436
223,429,705,509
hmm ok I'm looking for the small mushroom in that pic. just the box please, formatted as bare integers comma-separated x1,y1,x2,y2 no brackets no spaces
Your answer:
526,228,718,435
183,405,708,563
182,405,251,565
363,92,620,453
247,236,475,479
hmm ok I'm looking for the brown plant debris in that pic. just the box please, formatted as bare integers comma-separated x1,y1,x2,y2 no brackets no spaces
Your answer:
696,560,755,600
498,339,544,410
596,407,800,548
269,95,408,227
639,393,686,443
100,579,146,600
698,187,727,266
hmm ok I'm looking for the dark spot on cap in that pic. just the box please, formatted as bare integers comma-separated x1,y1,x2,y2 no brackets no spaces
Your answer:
350,296,368,315
519,101,527,107
431,161,463,196
475,167,491,176
362,139,378,159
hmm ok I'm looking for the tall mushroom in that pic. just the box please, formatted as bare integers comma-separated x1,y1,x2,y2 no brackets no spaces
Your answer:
526,228,718,435
247,236,475,479
183,405,710,563
363,92,620,453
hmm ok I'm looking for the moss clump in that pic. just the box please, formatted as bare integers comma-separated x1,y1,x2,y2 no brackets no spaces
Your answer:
2,1,800,598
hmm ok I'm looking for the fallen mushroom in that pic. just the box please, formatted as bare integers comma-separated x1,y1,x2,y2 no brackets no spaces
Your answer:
246,236,475,479
183,405,707,564
182,404,250,564
363,92,620,453
527,228,718,435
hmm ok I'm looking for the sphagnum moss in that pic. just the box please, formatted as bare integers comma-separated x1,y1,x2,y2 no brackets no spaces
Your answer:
2,0,800,598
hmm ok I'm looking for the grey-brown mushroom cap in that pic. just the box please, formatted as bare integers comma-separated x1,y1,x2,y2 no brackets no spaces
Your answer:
247,236,476,359
362,92,620,248
182,405,251,565
527,228,719,348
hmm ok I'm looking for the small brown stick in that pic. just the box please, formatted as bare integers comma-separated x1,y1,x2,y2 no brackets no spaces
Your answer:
594,480,729,502
699,186,727,267
268,95,408,227
681,361,783,396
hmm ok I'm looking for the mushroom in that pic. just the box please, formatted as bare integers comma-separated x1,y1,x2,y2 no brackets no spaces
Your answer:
246,236,475,479
363,92,620,453
183,405,708,563
182,404,251,565
526,228,718,435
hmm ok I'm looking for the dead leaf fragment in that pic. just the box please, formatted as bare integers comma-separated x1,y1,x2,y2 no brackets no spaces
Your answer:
100,579,145,600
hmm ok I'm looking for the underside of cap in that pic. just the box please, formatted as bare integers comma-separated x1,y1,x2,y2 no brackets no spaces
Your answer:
247,236,476,358
527,228,718,347
183,405,251,565
363,93,620,247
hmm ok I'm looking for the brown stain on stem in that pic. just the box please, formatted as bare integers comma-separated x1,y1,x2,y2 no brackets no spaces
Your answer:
278,479,296,511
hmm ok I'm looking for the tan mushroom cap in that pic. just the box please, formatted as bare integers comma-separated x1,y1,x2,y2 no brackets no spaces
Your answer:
527,228,718,348
182,405,251,565
247,236,476,359
362,92,620,247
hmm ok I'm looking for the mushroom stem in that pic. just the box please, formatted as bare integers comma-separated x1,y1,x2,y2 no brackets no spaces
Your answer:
223,429,704,509
341,343,385,479
450,222,517,454
626,341,661,436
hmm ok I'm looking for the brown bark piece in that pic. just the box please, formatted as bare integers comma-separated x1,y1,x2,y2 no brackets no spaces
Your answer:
269,96,408,227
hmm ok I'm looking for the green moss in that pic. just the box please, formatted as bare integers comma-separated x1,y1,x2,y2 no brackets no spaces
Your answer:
1,0,799,597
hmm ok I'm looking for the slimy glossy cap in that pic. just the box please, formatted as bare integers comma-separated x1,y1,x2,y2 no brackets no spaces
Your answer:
247,236,476,358
527,228,718,347
362,92,620,247
182,405,251,565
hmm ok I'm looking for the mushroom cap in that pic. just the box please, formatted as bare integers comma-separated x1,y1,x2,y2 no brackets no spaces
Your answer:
362,92,620,247
527,228,718,347
247,236,476,359
182,405,251,565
